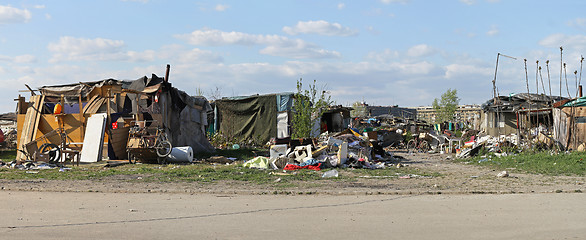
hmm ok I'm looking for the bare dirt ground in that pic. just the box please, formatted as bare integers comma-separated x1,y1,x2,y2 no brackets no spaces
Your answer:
1,151,584,195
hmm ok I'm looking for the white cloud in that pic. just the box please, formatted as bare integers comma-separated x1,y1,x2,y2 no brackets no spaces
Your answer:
45,13,51,20
176,29,276,46
33,5,45,9
175,29,341,59
215,4,229,11
0,55,11,61
444,64,491,79
568,18,586,30
486,25,499,36
13,66,34,74
48,36,125,55
337,3,345,9
0,54,37,63
0,5,32,24
365,49,399,62
380,0,409,4
282,20,358,36
459,0,475,5
158,45,224,64
391,61,436,75
14,54,37,63
406,44,436,58
121,0,149,3
260,44,341,59
47,36,155,62
539,34,586,51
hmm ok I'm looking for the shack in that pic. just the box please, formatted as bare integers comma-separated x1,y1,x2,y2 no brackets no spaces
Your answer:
480,93,564,138
16,69,213,162
213,93,294,145
320,106,353,133
554,96,586,150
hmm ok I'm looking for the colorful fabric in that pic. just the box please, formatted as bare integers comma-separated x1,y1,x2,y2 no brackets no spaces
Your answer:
283,163,322,171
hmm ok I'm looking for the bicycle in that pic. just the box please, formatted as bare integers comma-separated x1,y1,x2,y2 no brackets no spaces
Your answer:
127,121,172,164
406,135,430,153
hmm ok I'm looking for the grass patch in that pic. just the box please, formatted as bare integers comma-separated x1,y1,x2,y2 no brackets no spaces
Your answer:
0,161,439,187
458,151,586,176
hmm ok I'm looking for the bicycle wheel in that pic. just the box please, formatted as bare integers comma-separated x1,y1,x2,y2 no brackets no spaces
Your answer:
406,139,417,151
419,141,430,152
40,143,61,163
128,151,137,164
156,140,172,158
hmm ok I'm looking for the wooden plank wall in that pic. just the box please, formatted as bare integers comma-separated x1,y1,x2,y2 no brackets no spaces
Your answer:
17,114,110,152
562,106,586,149
16,95,44,161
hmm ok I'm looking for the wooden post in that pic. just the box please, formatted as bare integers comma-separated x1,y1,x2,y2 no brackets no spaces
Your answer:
107,89,112,126
79,91,84,140
135,92,141,122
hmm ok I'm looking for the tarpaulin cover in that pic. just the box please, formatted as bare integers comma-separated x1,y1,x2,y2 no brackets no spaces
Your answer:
216,94,277,144
276,93,294,112
562,96,586,107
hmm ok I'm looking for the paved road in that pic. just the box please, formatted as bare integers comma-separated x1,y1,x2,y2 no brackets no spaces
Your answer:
0,191,584,239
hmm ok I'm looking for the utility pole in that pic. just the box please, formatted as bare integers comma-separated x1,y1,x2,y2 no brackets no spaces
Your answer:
492,53,516,137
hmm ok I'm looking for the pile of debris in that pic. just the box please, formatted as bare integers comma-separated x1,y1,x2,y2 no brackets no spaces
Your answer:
242,128,404,173
0,112,17,149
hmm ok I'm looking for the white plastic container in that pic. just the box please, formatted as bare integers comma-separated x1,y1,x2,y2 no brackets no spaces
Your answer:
166,146,193,163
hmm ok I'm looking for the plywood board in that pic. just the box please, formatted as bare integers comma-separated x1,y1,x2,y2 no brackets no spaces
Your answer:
80,113,107,162
16,95,44,161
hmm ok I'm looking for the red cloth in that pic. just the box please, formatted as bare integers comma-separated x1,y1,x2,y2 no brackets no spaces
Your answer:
283,163,322,171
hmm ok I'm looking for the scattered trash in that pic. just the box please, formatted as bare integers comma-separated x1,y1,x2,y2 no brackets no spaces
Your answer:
322,169,338,178
478,158,490,163
243,156,270,169
206,156,235,164
497,171,509,178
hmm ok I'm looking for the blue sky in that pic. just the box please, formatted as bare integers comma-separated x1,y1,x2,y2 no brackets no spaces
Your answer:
2,0,586,113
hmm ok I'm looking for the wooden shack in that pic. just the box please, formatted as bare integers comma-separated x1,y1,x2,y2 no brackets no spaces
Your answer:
16,72,213,162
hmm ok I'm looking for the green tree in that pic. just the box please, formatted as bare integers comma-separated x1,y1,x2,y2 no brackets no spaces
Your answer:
351,101,367,117
432,89,460,123
292,78,332,138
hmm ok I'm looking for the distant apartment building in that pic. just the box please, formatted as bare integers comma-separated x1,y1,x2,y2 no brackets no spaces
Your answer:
351,103,417,119
416,105,481,125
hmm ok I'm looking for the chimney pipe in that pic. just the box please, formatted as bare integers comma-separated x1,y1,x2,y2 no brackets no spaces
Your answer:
164,64,170,83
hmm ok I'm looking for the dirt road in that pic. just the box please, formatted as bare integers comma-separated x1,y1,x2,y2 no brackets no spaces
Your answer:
1,151,585,239
1,191,584,239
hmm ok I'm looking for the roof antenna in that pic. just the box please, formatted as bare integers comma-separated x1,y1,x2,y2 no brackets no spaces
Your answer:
492,53,517,104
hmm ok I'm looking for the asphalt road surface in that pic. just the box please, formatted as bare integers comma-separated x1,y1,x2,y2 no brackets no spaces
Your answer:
0,191,584,240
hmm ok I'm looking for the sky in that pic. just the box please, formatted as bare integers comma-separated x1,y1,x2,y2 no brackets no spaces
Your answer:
2,0,586,114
